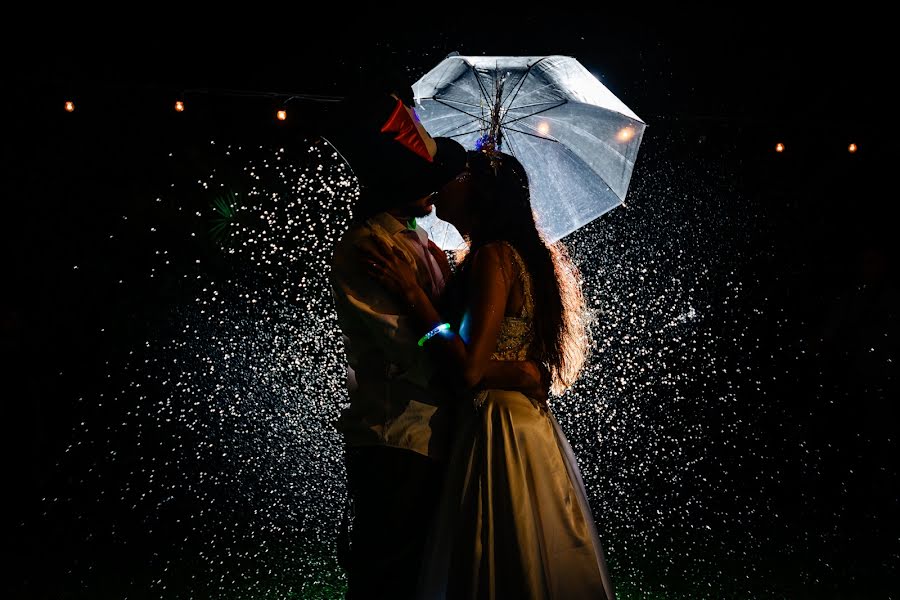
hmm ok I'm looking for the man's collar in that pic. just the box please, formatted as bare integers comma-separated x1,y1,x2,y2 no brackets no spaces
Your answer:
369,211,416,235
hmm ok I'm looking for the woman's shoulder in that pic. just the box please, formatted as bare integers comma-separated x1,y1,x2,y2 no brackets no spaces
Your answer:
472,240,519,261
469,241,526,285
470,240,517,268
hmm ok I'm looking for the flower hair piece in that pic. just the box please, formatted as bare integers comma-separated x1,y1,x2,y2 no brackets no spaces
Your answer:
475,132,503,175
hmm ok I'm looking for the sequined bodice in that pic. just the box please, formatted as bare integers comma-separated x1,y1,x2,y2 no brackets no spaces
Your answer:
491,242,535,362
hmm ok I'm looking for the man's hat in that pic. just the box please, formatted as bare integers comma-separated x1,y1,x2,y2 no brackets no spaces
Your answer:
326,91,466,216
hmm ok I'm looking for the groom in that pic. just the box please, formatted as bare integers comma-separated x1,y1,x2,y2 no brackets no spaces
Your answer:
327,88,468,600
328,87,546,599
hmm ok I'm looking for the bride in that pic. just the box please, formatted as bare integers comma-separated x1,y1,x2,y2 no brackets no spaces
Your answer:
366,147,616,600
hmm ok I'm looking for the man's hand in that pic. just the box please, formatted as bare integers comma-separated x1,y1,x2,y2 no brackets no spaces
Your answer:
359,234,421,303
476,360,551,410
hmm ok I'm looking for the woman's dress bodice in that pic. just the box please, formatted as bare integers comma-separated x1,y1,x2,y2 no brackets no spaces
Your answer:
490,241,536,362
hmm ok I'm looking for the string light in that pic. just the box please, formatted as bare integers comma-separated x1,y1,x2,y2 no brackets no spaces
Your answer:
45,86,863,162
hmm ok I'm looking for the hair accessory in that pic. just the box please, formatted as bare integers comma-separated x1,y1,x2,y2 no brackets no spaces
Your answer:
475,133,503,175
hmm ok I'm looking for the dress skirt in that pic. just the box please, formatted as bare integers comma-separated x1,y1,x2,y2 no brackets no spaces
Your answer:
416,388,616,600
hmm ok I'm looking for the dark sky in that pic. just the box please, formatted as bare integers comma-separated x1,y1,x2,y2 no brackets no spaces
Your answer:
4,16,894,599
10,17,886,123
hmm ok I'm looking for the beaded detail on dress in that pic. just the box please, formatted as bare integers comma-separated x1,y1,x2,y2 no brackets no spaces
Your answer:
490,241,535,362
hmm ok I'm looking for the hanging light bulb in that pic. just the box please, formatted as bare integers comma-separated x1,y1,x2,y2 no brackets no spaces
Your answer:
537,121,550,136
277,109,287,121
775,142,785,153
848,143,858,153
65,100,75,112
175,100,185,112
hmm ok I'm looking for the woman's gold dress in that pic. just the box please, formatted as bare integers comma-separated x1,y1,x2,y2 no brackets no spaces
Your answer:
416,242,616,599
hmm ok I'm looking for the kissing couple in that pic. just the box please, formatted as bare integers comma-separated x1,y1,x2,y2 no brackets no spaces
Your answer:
327,81,616,600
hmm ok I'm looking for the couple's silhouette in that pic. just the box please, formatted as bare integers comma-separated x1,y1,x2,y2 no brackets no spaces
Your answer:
328,85,615,600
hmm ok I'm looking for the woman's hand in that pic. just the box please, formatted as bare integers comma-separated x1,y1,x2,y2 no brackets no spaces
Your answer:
361,234,422,305
521,360,551,411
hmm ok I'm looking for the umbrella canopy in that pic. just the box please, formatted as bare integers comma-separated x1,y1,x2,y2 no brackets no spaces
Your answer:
412,53,646,249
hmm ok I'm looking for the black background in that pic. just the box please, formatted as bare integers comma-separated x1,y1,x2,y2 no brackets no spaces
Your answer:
4,16,894,599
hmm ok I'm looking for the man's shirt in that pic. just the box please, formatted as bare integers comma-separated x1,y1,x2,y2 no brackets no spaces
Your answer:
329,211,451,459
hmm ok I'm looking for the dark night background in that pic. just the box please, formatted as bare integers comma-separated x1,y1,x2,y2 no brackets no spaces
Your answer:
4,17,895,599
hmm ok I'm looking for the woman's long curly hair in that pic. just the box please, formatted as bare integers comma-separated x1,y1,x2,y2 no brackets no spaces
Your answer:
444,150,589,396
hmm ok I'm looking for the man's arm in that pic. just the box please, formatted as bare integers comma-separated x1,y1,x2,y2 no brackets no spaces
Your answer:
331,228,434,383
480,360,549,405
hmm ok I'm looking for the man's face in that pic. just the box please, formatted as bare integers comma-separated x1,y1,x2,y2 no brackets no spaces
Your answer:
400,192,437,218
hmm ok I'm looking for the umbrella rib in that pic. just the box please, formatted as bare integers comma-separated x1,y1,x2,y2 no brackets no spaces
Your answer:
503,128,524,160
502,100,567,111
418,96,484,110
441,219,458,251
472,65,493,104
502,100,568,126
471,64,495,123
502,81,563,115
505,125,561,142
502,56,551,113
444,126,486,139
431,98,491,127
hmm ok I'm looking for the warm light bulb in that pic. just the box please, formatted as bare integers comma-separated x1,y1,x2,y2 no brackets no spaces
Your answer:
175,100,184,112
848,143,858,153
775,142,785,153
277,110,287,121
616,126,635,142
65,100,75,112
537,121,550,136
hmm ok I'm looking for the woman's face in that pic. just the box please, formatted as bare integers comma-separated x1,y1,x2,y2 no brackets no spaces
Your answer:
433,168,474,233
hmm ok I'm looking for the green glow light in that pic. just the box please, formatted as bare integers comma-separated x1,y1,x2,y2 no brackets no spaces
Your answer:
417,322,450,347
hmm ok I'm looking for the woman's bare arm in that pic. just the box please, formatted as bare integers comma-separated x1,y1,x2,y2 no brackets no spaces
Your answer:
366,239,525,390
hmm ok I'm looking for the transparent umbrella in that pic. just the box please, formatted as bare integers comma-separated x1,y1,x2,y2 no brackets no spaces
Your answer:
412,53,646,250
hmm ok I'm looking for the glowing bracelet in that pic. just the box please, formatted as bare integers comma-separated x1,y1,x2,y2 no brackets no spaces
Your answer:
418,322,451,347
